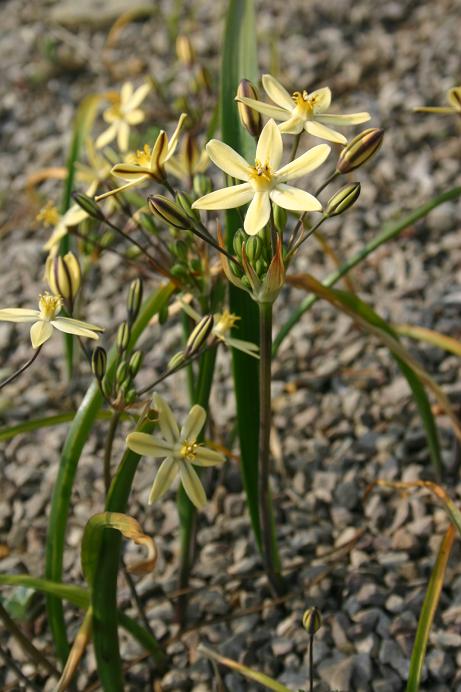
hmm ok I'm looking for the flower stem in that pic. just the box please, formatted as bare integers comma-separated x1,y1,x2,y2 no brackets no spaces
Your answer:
0,346,42,391
258,301,284,596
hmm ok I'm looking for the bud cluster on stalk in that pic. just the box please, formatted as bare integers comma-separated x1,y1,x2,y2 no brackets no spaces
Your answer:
92,278,146,408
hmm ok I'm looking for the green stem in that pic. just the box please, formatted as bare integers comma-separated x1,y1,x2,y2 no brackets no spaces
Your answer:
273,186,461,355
176,346,218,623
104,412,121,494
258,302,284,595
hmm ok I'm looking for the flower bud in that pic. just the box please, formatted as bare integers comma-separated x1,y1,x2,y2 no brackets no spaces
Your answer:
176,35,195,68
185,314,214,355
45,252,81,304
236,80,263,138
148,195,192,230
232,229,246,258
182,133,200,178
325,183,361,217
245,235,262,262
117,321,130,353
336,128,384,174
128,350,143,377
193,173,212,197
116,361,129,387
73,193,105,221
168,351,186,370
92,346,107,381
273,204,287,234
302,607,322,635
194,65,212,95
127,278,143,324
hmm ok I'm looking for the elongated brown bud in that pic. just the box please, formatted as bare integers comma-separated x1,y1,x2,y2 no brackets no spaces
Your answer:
236,80,263,138
116,321,130,353
336,128,384,173
302,607,322,635
127,278,143,324
185,314,214,355
148,195,192,230
92,347,107,381
45,252,81,304
325,183,361,217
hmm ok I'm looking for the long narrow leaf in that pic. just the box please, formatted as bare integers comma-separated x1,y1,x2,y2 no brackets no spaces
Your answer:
274,186,461,354
287,274,453,475
0,410,118,443
45,282,174,663
221,0,261,547
395,324,461,358
406,524,456,692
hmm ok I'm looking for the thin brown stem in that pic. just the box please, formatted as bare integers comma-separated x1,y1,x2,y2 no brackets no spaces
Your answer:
0,643,44,692
0,346,42,391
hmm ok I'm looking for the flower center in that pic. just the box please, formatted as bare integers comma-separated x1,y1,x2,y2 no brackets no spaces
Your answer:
180,440,197,461
133,144,152,166
214,310,240,338
37,202,60,227
292,90,317,118
249,160,274,191
38,292,62,320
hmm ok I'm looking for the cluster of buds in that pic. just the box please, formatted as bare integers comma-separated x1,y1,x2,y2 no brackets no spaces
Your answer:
168,313,215,370
92,279,144,408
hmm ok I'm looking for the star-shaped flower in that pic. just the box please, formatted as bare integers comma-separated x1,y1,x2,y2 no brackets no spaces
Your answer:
415,86,461,116
192,119,330,236
0,293,103,348
37,201,90,252
126,394,225,509
96,81,151,152
236,74,370,144
95,114,187,201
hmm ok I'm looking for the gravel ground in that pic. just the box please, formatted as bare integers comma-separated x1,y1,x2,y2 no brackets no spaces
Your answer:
1,0,461,690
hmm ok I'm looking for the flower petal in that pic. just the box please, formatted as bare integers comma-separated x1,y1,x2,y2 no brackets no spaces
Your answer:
448,86,461,111
244,191,271,236
206,140,250,181
117,122,130,152
256,119,283,170
180,405,206,443
0,308,39,323
192,446,226,466
179,462,207,509
316,112,371,126
153,393,179,443
276,143,330,181
64,205,88,226
165,113,188,162
192,183,253,211
96,124,117,149
235,95,290,120
112,164,151,181
278,115,305,135
148,457,178,504
129,83,151,109
55,316,103,332
305,120,347,145
270,184,322,212
52,317,100,340
120,82,134,105
225,336,260,357
126,109,145,125
126,431,174,457
310,87,332,113
262,74,295,111
30,320,53,348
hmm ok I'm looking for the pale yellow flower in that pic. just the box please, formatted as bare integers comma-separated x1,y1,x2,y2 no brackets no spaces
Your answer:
126,393,225,509
236,74,370,145
38,202,90,252
95,114,187,201
96,82,151,152
415,86,461,116
192,119,330,236
0,293,103,349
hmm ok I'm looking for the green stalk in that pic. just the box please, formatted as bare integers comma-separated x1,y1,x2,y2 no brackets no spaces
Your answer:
91,417,168,690
273,186,461,355
258,302,284,595
177,346,218,622
45,282,174,665
221,0,262,548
